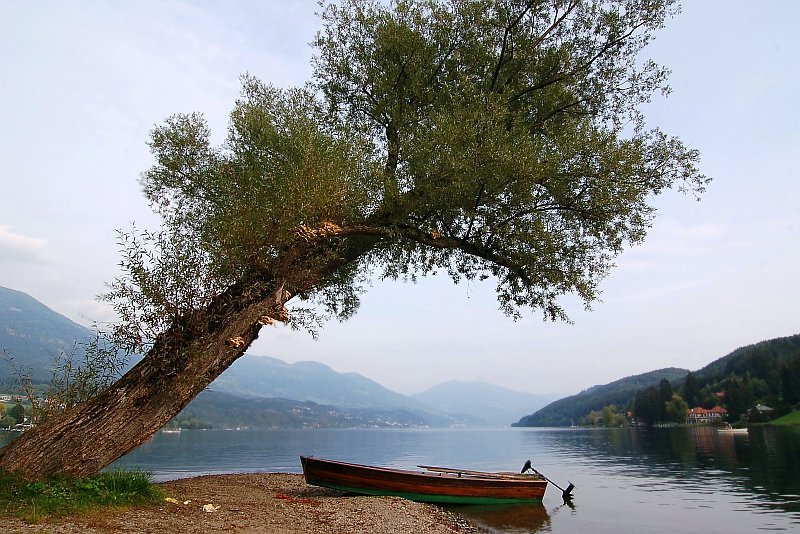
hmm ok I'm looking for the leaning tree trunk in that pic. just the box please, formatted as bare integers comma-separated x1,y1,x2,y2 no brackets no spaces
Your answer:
0,222,388,479
0,278,292,479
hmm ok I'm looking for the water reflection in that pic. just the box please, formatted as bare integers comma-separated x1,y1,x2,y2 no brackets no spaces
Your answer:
542,425,800,518
447,502,551,533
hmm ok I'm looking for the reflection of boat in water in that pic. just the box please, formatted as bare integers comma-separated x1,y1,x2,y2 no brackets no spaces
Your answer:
718,424,748,434
300,456,547,504
447,501,552,532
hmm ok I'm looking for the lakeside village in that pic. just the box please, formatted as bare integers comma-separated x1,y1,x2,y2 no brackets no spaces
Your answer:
581,403,778,429
580,387,781,429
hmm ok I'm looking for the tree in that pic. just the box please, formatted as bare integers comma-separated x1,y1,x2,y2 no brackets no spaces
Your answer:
8,403,24,425
634,386,662,426
0,0,706,478
601,404,626,427
658,378,673,405
724,376,753,421
780,357,800,405
664,393,688,423
683,371,700,408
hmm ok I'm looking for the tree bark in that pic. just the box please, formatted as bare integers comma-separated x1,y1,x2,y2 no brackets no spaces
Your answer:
0,278,291,479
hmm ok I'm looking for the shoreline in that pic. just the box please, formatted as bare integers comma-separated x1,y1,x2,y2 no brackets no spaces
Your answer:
2,472,486,533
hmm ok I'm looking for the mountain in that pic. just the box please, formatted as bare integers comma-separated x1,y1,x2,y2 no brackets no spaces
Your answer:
171,389,459,429
412,381,561,427
0,286,93,384
513,367,689,427
211,355,430,412
693,334,800,384
0,287,490,427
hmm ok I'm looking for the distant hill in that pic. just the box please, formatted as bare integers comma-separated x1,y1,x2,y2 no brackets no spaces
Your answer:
0,286,93,384
172,389,467,429
411,381,561,427
0,287,488,426
211,356,430,412
679,334,800,417
513,367,689,427
693,334,800,384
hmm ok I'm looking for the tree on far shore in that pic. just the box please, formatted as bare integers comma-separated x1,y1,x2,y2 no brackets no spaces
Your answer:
665,393,688,423
0,0,707,478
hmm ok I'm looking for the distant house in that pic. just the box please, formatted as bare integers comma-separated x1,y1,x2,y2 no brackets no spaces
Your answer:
686,406,727,424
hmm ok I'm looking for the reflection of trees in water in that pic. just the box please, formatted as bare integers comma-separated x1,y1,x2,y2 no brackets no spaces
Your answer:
742,426,800,513
551,426,800,515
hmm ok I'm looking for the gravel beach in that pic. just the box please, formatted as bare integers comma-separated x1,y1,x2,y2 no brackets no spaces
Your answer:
1,473,486,533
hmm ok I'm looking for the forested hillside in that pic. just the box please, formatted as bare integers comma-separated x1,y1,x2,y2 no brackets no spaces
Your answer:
513,368,688,427
664,334,800,422
517,334,800,428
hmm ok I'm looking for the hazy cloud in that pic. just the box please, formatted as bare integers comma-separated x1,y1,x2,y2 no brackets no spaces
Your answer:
0,226,49,264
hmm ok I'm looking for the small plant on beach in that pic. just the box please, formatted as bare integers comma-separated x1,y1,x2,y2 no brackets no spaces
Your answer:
0,469,162,522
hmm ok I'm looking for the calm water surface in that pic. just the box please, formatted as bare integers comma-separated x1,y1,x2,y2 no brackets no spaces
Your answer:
4,426,798,532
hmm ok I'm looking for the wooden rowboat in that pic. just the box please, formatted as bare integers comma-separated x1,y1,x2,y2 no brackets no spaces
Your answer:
300,456,547,504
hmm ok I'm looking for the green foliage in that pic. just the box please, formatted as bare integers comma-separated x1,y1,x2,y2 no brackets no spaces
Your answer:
0,470,162,521
106,80,380,350
582,404,627,427
664,393,688,423
316,0,707,320
515,367,688,426
724,376,754,421
633,386,663,426
8,403,24,425
697,335,800,383
682,371,700,407
771,410,800,426
106,0,707,350
619,334,800,427
678,334,800,415
780,356,800,405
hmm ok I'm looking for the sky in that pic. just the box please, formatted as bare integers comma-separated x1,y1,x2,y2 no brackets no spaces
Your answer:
1,1,798,397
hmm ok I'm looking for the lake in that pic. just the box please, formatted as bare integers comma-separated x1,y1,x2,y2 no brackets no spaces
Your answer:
4,425,799,532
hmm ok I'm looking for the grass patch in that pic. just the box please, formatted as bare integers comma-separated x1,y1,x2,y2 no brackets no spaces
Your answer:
0,469,163,522
771,410,800,426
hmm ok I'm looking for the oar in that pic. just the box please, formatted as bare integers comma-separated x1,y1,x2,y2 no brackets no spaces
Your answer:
521,460,574,500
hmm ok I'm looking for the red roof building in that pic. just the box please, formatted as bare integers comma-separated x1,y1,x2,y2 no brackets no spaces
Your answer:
686,406,727,424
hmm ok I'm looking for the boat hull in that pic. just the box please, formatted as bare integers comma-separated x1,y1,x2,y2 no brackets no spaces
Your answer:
300,456,547,504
